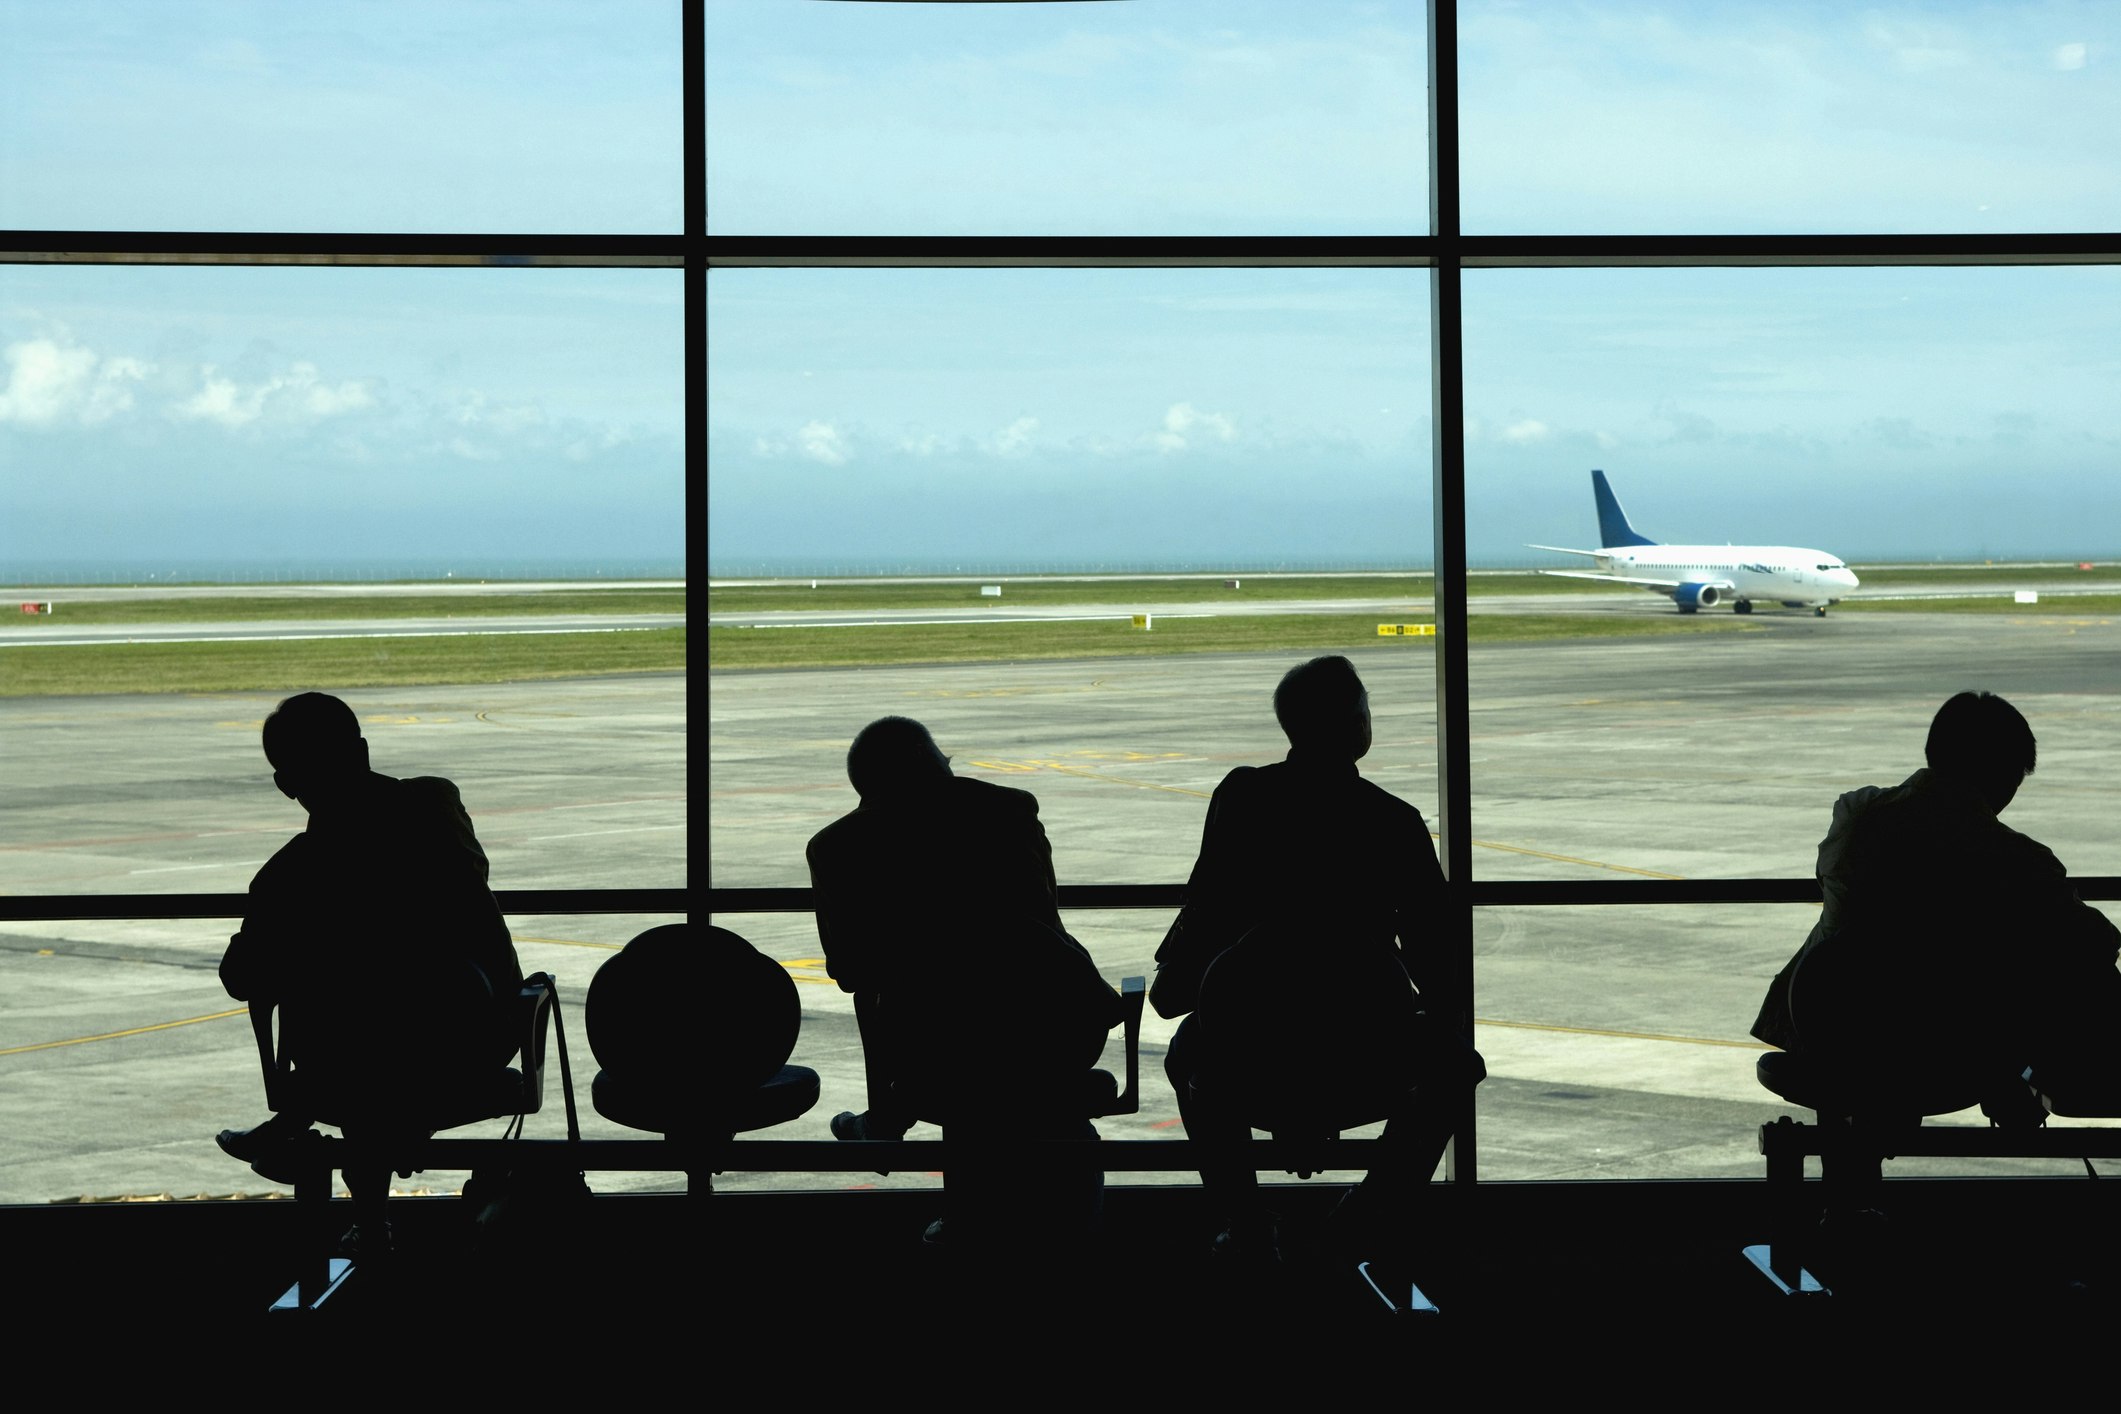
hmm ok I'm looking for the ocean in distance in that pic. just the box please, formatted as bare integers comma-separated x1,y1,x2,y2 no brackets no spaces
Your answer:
4,556,688,587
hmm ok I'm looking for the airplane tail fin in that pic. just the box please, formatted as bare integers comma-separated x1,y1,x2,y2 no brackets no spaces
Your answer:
1592,469,1657,548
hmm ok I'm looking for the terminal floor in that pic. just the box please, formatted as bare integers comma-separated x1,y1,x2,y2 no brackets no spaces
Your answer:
14,1176,2121,1366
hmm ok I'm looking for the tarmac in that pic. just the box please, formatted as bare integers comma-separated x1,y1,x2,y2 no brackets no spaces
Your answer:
9,596,2121,1210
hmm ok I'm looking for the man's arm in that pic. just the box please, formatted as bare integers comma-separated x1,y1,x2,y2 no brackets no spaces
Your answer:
807,830,873,995
1151,770,1253,1018
220,843,303,1002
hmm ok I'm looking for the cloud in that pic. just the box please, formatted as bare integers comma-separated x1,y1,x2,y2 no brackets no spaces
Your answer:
1863,20,1971,74
0,336,149,427
986,416,1038,456
1153,401,1236,452
2054,42,2089,72
1499,418,1550,444
173,359,374,429
797,420,849,465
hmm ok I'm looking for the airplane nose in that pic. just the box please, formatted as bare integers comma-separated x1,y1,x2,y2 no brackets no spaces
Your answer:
1841,570,1861,589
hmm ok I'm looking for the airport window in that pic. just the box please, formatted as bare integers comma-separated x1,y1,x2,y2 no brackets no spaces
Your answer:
1,1,688,1203
707,0,2121,1197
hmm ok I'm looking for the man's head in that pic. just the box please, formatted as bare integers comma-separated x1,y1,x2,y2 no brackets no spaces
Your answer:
262,692,369,807
1925,690,2036,814
1273,655,1372,761
846,715,953,801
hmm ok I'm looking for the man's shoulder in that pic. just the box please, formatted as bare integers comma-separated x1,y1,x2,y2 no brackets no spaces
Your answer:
949,775,1041,816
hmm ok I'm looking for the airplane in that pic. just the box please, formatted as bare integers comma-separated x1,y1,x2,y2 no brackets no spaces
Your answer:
1527,469,1860,617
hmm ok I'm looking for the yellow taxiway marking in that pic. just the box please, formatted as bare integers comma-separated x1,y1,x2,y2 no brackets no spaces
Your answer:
511,935,625,951
1474,1016,1768,1050
2,1006,249,1056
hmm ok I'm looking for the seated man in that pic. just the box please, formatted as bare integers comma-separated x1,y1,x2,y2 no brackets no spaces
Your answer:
807,716,1121,1238
215,692,524,1245
1155,655,1486,1265
1752,690,2121,1116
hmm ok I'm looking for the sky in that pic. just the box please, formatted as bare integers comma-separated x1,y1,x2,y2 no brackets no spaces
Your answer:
0,1,683,580
5,4,2120,578
706,0,2121,572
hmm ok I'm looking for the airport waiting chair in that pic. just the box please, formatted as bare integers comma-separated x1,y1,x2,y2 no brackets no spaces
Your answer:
247,967,557,1142
1178,922,1462,1314
1742,943,2012,1294
854,972,1148,1130
586,924,820,1190
841,922,1143,1249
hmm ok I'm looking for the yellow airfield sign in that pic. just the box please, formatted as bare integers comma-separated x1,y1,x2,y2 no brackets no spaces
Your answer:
1377,624,1435,637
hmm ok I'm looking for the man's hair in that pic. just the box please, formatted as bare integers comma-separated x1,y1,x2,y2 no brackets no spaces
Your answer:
262,692,363,773
1925,690,2036,780
846,715,952,799
1273,655,1367,748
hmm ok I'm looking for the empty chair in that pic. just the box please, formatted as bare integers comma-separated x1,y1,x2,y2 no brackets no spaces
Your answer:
587,924,820,1182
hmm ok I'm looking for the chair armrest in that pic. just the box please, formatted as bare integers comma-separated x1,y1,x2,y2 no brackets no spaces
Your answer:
1109,976,1147,1117
249,1000,287,1113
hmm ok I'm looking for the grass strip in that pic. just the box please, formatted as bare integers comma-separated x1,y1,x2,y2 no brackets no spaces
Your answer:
0,589,686,629
0,628,686,698
1839,595,2121,615
708,612,1760,670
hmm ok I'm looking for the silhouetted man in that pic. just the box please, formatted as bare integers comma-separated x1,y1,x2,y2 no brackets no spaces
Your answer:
1753,690,2120,1113
808,716,1119,1151
1155,654,1485,1265
215,692,523,1240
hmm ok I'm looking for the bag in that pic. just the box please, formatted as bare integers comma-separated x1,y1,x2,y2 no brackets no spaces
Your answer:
467,978,591,1249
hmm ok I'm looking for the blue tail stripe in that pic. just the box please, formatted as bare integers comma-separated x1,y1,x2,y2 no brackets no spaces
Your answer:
1591,469,1658,548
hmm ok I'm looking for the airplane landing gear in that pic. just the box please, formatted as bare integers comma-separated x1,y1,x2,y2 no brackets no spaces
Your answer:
1734,601,1753,615
1815,606,1828,617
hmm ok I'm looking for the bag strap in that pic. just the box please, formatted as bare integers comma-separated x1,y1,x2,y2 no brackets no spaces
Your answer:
548,978,583,1147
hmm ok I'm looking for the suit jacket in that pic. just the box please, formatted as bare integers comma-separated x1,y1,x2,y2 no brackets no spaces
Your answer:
1153,751,1446,1020
807,775,1119,1084
221,771,525,1092
1751,767,2119,1066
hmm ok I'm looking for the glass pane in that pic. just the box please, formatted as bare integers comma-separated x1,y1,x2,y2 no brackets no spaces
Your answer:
706,0,1426,236
708,266,1432,888
1473,904,2117,1180
1461,2,2121,235
0,0,681,234
0,913,681,1203
0,263,687,894
1464,264,2121,883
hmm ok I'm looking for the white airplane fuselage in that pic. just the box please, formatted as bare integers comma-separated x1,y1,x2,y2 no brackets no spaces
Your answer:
1591,544,1859,607
1528,470,1860,615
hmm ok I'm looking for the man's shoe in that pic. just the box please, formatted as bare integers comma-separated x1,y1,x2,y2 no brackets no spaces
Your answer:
336,1222,394,1257
1211,1217,1282,1266
830,1109,896,1176
217,1118,323,1185
215,1113,310,1161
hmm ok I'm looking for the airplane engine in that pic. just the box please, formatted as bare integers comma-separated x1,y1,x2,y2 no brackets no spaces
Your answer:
1671,582,1722,610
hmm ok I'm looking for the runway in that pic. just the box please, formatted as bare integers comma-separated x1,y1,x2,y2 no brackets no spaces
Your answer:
705,604,2121,1194
10,604,2121,1206
0,672,685,1203
0,612,685,647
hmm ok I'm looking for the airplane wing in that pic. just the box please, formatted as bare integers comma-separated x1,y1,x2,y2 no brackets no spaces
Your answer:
1537,568,1737,592
1525,543,1600,558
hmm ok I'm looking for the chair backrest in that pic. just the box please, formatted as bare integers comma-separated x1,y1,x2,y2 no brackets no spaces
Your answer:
245,971,556,1130
510,972,556,1118
1193,919,1423,1135
588,924,799,1098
